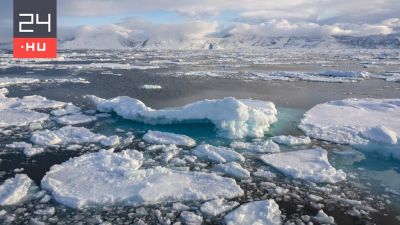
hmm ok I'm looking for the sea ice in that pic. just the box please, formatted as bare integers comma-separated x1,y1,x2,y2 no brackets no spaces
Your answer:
200,198,239,217
212,162,251,180
30,126,106,146
51,103,81,116
230,140,280,153
312,210,335,224
180,211,203,225
224,200,282,225
0,88,8,97
193,144,245,163
299,98,400,159
271,135,311,146
142,130,196,147
41,150,243,209
100,135,120,147
6,142,45,157
260,149,346,184
56,114,97,125
0,77,40,87
0,174,36,206
0,109,49,128
88,96,277,139
141,84,162,90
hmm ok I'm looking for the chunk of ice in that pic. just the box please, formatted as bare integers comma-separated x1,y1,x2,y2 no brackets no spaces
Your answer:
224,200,281,225
193,144,244,163
143,130,196,147
0,174,36,206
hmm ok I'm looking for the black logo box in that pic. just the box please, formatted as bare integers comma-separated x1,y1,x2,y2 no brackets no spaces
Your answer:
14,0,57,38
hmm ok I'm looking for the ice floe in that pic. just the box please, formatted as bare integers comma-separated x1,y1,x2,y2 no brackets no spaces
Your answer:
6,142,45,157
30,126,106,146
200,198,239,217
300,98,400,159
312,209,335,224
193,144,245,163
271,135,311,146
56,114,97,125
224,200,281,225
141,84,162,90
142,130,196,147
0,174,36,206
51,103,81,116
0,77,40,87
260,149,346,184
180,211,203,225
230,140,280,153
41,150,243,209
212,162,251,180
0,109,49,128
88,96,277,139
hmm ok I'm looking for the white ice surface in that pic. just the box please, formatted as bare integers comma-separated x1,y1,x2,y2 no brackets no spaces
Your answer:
41,150,243,209
224,200,282,225
230,140,280,153
141,85,162,90
260,149,346,184
193,144,245,163
88,96,277,139
142,130,196,147
0,109,49,128
300,98,400,159
200,198,239,217
30,126,106,146
56,114,97,125
0,77,40,87
271,135,311,146
0,174,36,206
51,104,81,116
212,162,251,180
6,142,45,157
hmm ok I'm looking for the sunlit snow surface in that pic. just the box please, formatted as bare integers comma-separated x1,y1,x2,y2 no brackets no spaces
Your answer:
0,49,399,225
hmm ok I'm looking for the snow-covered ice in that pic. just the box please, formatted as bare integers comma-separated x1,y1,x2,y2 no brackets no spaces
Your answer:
88,96,277,139
56,114,97,125
41,150,243,209
0,109,49,128
6,142,45,157
230,140,280,153
142,130,196,147
180,211,203,225
260,149,346,184
200,198,239,217
271,135,311,146
300,98,400,159
100,135,120,147
224,200,282,225
0,174,36,206
30,126,106,146
212,162,251,180
51,103,81,116
193,144,245,163
0,77,40,87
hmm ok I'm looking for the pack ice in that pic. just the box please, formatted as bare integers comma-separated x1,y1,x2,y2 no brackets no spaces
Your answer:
300,98,400,160
260,149,346,184
224,200,282,225
88,96,277,139
41,150,244,209
143,130,196,147
0,174,36,206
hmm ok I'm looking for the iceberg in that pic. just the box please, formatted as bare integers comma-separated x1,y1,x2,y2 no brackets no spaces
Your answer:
260,149,346,184
41,150,244,209
224,200,282,225
193,144,245,163
0,174,36,206
299,98,400,159
142,130,196,147
88,96,277,139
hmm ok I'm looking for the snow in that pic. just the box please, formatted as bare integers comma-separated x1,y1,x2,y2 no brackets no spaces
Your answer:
141,84,162,90
41,150,243,209
212,162,250,180
200,198,239,217
30,126,106,146
142,130,196,147
224,200,282,225
56,114,97,125
193,144,245,163
271,135,312,146
88,96,277,139
299,98,400,160
6,142,45,157
0,109,49,128
0,174,36,206
260,148,346,184
230,140,280,153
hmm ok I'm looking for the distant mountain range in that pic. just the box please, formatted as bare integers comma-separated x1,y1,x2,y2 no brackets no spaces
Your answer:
1,34,400,50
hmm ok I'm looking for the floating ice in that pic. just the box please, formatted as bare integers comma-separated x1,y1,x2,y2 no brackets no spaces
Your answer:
51,103,81,116
200,198,239,217
141,84,162,90
0,109,49,128
271,135,311,146
100,135,120,147
212,162,251,180
41,150,243,209
0,174,36,206
6,142,45,157
193,144,245,163
88,96,277,139
30,126,106,146
180,211,203,225
0,77,40,87
300,98,400,159
260,149,346,184
230,140,280,153
56,114,97,125
312,210,335,224
142,130,196,147
0,88,8,98
224,200,281,225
